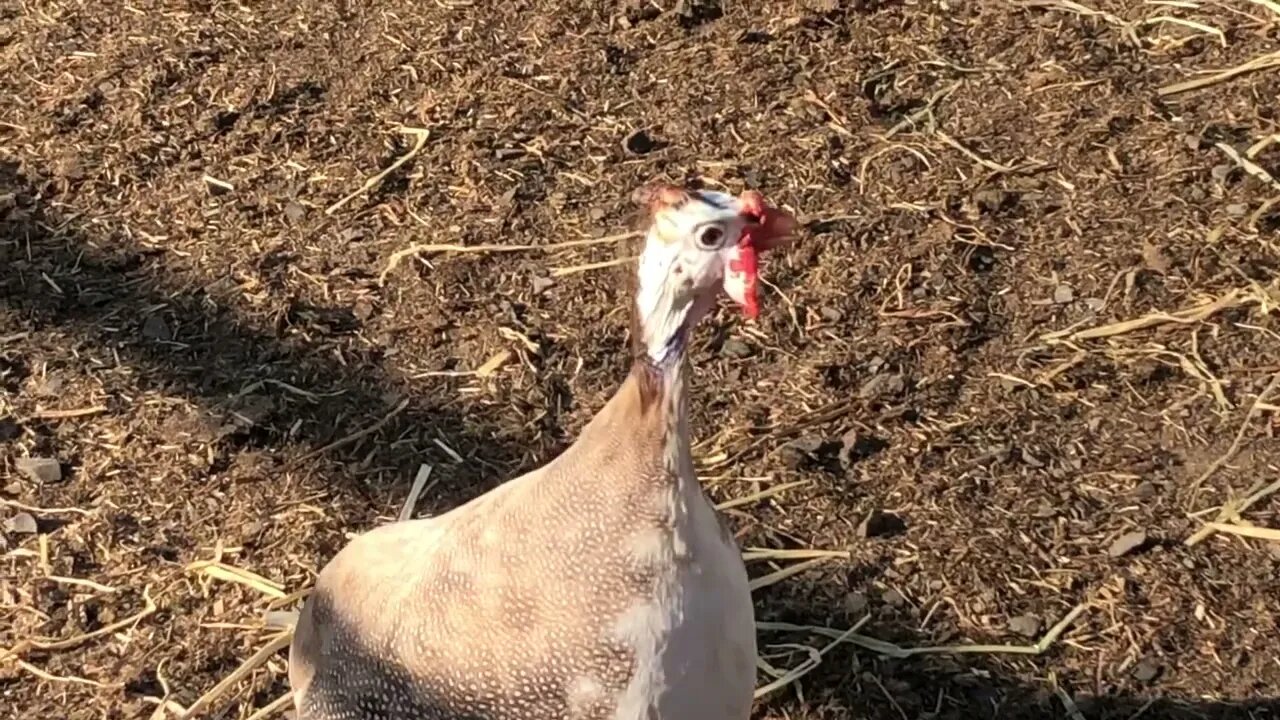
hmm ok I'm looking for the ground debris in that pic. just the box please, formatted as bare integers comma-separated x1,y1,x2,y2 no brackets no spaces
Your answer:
14,457,61,483
1007,614,1042,638
2,0,1278,717
4,511,38,534
1108,530,1149,558
857,509,906,539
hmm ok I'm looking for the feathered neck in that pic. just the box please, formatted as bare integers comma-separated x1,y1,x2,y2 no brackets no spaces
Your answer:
625,263,700,482
627,354,695,482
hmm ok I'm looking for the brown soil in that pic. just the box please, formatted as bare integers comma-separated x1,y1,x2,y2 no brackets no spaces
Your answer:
3,1,1280,718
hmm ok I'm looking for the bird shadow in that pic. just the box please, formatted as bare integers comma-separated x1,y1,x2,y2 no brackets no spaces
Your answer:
0,157,544,583
1,156,527,486
753,570,1279,720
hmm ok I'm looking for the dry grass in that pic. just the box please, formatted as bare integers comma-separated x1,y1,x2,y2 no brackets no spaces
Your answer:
2,1,1279,719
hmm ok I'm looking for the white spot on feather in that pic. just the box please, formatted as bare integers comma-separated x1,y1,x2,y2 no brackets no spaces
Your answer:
566,675,607,717
627,528,671,567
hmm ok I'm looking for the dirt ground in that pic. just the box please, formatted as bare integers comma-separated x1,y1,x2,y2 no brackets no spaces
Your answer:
3,0,1280,718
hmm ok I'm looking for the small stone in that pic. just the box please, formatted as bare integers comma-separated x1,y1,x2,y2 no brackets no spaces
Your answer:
1007,614,1041,637
779,435,823,469
230,394,274,428
1183,133,1203,151
837,428,887,466
1211,163,1234,182
283,201,306,222
32,376,63,398
1020,448,1045,468
820,306,842,323
1141,242,1171,273
1083,297,1105,312
779,447,805,470
1132,658,1161,683
1052,284,1074,304
240,518,265,541
141,314,172,341
974,188,1011,214
494,147,525,160
789,435,825,454
721,339,753,358
531,276,555,294
1108,530,1148,558
844,591,868,614
881,588,905,607
1225,203,1248,217
15,457,62,483
859,372,904,400
857,510,907,539
1134,481,1157,500
1032,500,1056,518
4,512,38,535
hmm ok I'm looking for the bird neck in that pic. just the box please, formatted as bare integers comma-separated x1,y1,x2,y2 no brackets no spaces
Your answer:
630,355,694,482
634,282,700,366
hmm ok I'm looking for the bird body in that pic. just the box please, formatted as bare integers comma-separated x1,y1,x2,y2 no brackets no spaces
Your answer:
289,184,796,720
289,364,755,720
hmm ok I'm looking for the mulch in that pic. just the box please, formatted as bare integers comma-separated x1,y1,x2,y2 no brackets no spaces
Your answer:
2,1,1280,718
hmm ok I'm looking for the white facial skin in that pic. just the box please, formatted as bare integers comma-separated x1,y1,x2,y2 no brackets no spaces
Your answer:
634,189,763,364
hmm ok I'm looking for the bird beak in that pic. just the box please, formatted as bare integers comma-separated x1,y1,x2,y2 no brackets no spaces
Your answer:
722,191,796,319
738,190,797,251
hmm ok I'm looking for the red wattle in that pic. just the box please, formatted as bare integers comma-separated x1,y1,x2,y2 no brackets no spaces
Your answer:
730,232,760,319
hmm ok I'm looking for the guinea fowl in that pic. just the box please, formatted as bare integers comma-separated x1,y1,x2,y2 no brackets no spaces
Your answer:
288,183,797,720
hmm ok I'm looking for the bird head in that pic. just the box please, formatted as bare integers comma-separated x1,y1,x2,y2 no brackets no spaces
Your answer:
631,183,796,363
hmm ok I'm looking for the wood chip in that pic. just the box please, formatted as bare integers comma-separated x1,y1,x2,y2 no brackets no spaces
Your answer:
15,457,61,483
1108,530,1148,557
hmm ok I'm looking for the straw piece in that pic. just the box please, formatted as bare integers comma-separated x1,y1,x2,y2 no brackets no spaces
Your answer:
0,586,157,661
1158,51,1280,96
756,602,1089,659
399,464,436,522
715,480,810,511
748,557,833,592
187,560,287,599
1186,479,1280,546
179,632,293,720
244,691,294,720
326,127,430,215
1205,522,1280,541
752,616,869,699
740,548,851,563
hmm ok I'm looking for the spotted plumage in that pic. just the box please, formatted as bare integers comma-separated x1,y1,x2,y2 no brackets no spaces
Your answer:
289,185,796,720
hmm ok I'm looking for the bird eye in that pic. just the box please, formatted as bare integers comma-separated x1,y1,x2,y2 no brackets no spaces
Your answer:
697,225,725,249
